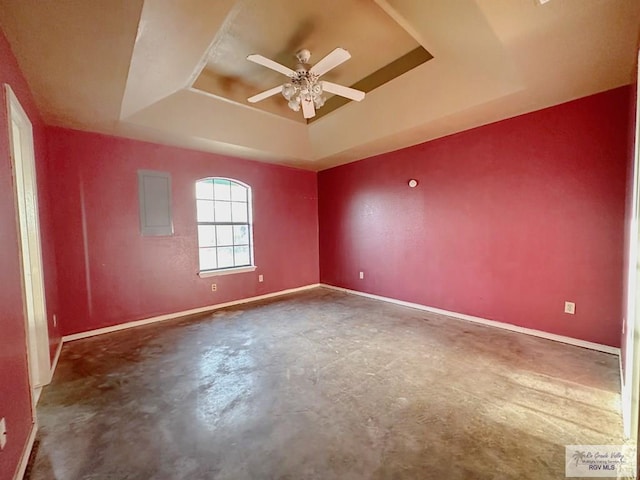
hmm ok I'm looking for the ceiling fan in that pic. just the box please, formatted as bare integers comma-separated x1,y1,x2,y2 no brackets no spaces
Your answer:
246,48,365,119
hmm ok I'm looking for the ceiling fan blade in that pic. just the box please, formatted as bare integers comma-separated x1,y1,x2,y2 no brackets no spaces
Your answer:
247,85,282,103
301,98,316,119
321,81,365,102
309,48,351,76
247,54,295,77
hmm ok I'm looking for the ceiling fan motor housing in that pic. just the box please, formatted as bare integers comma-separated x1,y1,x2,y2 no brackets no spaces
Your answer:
295,48,311,64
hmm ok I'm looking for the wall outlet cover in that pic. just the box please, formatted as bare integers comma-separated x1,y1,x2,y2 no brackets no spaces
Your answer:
564,301,576,314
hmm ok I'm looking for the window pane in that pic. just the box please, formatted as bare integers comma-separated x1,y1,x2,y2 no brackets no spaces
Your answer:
214,200,232,222
214,179,231,200
198,225,216,247
216,225,233,246
199,248,217,270
196,178,254,272
217,246,234,268
231,202,248,223
196,179,214,200
231,183,247,202
234,246,250,266
233,225,249,245
197,200,214,222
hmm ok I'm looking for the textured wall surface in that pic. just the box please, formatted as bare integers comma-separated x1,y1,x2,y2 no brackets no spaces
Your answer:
0,28,61,480
46,127,319,336
319,87,630,347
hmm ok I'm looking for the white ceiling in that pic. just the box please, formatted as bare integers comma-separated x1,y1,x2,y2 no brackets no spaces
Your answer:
0,0,638,171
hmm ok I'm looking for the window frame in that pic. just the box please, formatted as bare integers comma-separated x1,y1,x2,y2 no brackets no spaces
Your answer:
195,177,256,277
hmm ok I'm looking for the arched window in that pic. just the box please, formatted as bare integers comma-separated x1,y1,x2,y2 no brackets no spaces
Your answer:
195,177,254,275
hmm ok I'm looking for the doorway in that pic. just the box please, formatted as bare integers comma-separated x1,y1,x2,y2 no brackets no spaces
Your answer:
5,84,51,405
621,50,640,443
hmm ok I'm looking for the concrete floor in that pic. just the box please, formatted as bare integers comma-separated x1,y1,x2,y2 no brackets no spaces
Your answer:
27,288,623,479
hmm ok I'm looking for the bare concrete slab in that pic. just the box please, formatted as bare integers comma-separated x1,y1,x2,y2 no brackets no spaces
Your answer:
26,288,623,479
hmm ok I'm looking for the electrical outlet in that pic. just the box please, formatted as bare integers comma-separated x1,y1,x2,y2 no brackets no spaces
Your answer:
211,284,217,292
359,271,364,279
564,301,576,315
258,274,264,282
0,418,7,450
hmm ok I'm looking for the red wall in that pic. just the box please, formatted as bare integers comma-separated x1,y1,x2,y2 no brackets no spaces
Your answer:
0,29,60,480
45,127,319,336
319,87,630,348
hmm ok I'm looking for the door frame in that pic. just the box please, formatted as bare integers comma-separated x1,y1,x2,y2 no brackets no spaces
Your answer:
622,51,640,442
5,84,51,405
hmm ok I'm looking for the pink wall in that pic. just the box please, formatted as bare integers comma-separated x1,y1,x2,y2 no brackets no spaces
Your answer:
0,29,60,480
319,86,630,348
45,127,319,336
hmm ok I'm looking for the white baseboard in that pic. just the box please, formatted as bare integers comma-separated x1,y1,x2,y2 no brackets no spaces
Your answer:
321,284,621,356
47,340,63,385
63,284,320,343
14,420,37,480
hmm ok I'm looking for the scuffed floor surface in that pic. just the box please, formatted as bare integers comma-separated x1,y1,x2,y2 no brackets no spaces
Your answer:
27,288,624,479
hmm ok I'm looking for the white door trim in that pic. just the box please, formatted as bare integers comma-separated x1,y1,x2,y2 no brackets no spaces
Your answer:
5,84,50,404
621,50,640,441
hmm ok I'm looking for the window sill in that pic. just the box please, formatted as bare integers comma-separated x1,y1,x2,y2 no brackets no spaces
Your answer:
198,266,257,278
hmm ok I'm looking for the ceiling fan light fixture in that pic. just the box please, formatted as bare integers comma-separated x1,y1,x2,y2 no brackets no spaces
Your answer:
278,69,326,114
282,83,296,100
287,99,301,112
247,47,365,119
